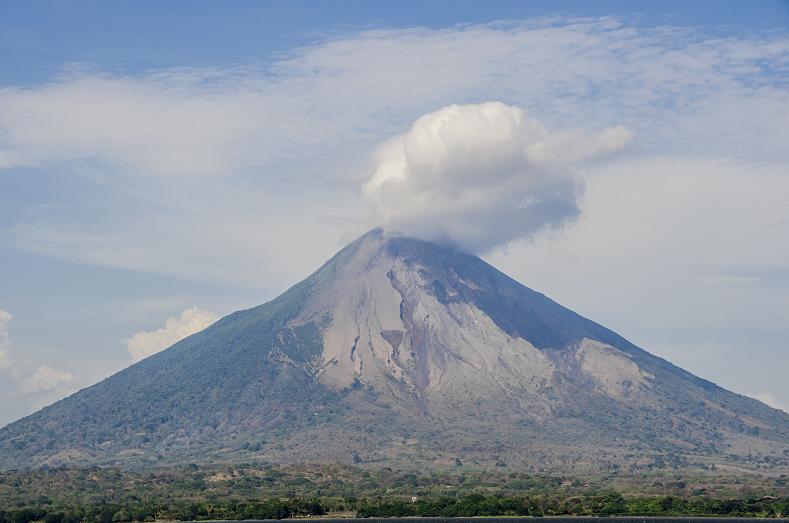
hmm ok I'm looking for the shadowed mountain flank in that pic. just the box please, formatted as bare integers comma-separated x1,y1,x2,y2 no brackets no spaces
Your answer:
1,229,788,472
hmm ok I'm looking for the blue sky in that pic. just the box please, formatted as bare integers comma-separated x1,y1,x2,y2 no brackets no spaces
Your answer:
1,0,788,426
3,0,788,84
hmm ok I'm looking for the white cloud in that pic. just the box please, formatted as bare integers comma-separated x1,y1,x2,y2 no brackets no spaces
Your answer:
0,74,267,175
21,366,76,394
0,308,12,371
0,17,788,416
125,306,218,362
0,18,785,287
363,102,630,252
487,156,789,411
0,308,79,425
749,392,787,413
699,276,765,285
488,157,789,333
0,19,786,181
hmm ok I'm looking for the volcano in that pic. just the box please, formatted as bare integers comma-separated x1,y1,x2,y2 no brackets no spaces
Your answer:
1,229,788,472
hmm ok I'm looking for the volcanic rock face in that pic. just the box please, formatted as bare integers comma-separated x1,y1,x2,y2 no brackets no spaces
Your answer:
301,233,557,404
1,229,788,472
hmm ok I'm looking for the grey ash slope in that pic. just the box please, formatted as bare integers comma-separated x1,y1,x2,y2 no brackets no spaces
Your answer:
1,229,788,472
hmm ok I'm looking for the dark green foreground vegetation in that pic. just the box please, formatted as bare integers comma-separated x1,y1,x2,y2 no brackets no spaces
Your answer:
356,493,789,518
2,493,788,522
1,464,787,521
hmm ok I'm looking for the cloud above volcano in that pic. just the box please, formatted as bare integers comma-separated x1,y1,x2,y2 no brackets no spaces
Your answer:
363,102,631,252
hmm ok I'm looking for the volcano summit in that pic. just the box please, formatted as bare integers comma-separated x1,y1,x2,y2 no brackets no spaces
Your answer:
1,229,787,472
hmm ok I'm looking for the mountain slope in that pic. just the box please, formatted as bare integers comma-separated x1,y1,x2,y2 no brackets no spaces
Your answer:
1,229,788,472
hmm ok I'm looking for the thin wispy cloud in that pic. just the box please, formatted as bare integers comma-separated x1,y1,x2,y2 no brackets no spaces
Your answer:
1,16,788,415
0,309,13,372
0,18,786,285
0,18,786,179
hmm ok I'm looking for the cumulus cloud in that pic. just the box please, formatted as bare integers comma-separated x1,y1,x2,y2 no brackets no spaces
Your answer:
21,366,76,394
1,18,787,283
125,306,218,362
0,308,78,419
750,392,787,413
0,16,788,415
363,102,630,252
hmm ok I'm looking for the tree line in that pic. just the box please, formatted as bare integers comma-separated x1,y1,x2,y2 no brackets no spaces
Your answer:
357,492,788,518
1,492,787,522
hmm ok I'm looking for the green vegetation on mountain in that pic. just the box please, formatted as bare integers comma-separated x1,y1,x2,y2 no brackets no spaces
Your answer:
1,230,788,475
